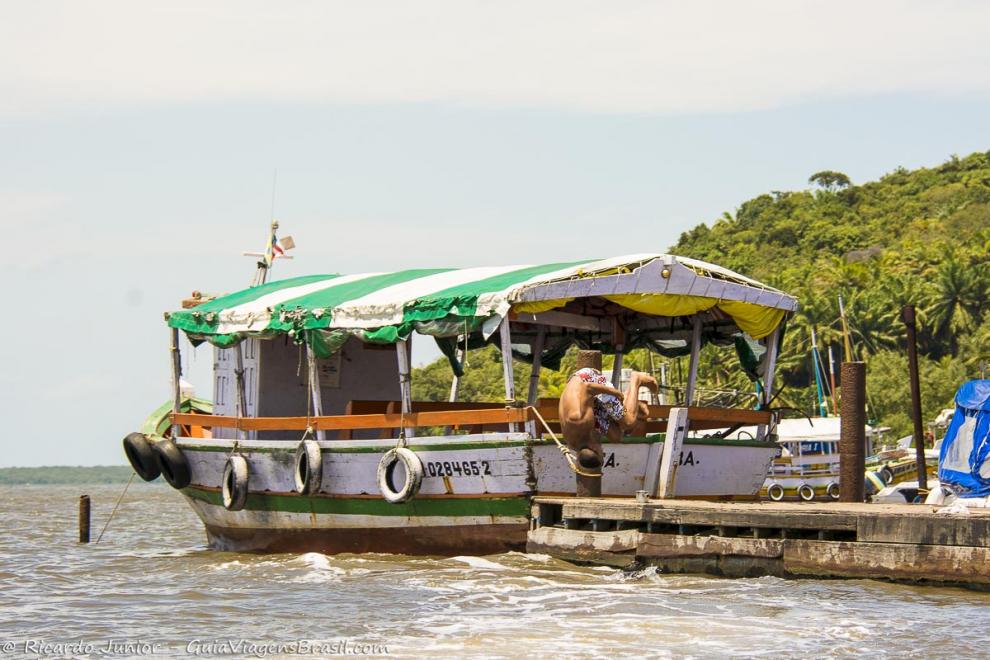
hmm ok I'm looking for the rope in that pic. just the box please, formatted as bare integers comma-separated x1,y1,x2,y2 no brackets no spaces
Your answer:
95,473,135,544
526,406,601,478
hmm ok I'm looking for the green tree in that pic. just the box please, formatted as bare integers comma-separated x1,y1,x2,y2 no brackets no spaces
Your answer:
809,170,852,191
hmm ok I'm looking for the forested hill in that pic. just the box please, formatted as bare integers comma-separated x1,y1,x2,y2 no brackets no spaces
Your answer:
672,150,990,433
412,151,990,437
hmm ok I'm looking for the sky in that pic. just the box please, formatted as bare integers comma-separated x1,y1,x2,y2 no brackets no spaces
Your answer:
1,1,989,466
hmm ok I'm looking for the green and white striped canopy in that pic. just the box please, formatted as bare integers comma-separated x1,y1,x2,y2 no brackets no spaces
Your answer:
166,254,795,352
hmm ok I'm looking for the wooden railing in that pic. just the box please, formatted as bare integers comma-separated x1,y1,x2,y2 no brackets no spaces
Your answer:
170,401,771,435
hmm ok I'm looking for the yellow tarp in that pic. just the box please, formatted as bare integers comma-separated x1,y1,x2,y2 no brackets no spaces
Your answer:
511,294,785,339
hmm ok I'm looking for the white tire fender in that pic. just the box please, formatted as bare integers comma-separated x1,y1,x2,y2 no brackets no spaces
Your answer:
377,447,424,504
222,455,250,511
294,439,323,494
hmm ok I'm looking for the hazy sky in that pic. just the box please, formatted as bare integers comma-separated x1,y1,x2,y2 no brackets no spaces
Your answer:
2,1,989,466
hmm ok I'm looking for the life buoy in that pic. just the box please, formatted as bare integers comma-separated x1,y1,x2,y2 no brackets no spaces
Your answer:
880,465,895,485
377,448,424,504
767,483,785,501
152,439,191,489
294,439,323,494
123,432,160,481
797,484,816,501
222,455,249,511
826,482,841,500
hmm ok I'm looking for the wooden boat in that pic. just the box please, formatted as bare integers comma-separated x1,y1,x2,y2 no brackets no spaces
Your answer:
124,226,798,554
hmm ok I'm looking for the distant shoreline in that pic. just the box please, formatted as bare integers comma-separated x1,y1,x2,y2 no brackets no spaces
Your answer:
0,465,134,485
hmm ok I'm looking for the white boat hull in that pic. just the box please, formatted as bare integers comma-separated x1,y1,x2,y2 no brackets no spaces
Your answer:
174,433,777,554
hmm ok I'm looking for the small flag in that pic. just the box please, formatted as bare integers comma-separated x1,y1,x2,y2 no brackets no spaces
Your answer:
264,226,284,266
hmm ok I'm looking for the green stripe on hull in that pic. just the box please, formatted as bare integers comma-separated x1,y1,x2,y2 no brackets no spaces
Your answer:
183,486,531,517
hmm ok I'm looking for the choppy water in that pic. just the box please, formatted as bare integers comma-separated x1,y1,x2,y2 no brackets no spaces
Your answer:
2,484,990,658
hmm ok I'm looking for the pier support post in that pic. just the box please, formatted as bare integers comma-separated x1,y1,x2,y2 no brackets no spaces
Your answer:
840,362,867,502
79,495,90,543
902,304,928,490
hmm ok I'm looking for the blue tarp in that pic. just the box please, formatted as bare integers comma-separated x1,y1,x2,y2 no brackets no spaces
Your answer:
938,380,990,497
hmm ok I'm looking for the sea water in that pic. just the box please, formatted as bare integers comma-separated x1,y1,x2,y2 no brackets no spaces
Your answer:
2,484,989,658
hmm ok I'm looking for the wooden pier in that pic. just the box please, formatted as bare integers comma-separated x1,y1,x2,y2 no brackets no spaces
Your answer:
527,497,990,589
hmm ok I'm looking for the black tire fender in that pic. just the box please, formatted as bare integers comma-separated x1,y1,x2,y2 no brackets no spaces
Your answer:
152,439,191,489
123,432,160,481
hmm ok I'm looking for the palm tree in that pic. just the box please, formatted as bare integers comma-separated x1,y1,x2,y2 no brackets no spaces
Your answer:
930,257,988,355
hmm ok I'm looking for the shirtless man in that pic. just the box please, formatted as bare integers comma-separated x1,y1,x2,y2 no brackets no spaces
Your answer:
558,366,659,474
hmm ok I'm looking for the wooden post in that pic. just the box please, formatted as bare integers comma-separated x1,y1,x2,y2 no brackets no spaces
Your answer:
840,362,867,502
169,328,182,440
498,317,518,432
902,304,928,490
576,350,602,372
306,344,325,441
396,338,414,438
657,407,689,498
79,495,90,543
683,316,702,406
232,342,248,441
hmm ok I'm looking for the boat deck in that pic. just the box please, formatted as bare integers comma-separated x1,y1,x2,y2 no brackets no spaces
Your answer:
527,496,990,589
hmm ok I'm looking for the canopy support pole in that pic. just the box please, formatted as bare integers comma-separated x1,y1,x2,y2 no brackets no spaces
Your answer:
611,320,625,388
498,317,518,433
757,326,781,441
527,326,546,407
525,326,546,437
449,348,463,403
306,345,325,441
169,328,182,440
233,343,249,441
396,338,414,439
683,316,702,406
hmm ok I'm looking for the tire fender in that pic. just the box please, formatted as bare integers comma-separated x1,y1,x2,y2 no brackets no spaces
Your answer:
826,482,841,500
767,483,785,502
377,448,424,504
152,439,191,489
123,432,160,481
294,439,323,495
222,455,249,511
797,483,816,501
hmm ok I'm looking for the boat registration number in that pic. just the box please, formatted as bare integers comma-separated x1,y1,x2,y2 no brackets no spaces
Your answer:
425,460,493,478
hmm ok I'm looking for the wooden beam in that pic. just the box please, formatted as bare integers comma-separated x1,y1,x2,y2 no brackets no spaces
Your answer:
172,407,531,431
512,310,609,333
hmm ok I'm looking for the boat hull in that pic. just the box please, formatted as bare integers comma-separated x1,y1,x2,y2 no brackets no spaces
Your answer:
175,433,776,555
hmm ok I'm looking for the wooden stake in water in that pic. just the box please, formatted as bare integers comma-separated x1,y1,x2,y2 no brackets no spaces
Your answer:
79,495,91,543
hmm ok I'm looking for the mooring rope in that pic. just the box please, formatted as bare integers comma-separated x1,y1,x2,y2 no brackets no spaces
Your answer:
526,406,601,478
95,472,136,544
